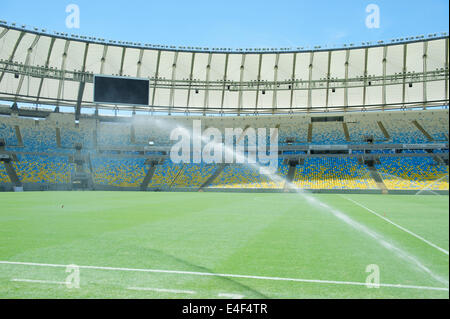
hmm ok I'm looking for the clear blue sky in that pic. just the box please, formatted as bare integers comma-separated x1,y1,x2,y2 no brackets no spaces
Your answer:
1,0,449,49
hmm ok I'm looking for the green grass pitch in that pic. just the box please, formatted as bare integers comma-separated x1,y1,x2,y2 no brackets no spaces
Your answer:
0,191,448,299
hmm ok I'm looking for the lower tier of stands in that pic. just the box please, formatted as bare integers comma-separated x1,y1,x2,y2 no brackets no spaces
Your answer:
209,162,288,189
91,158,146,187
376,157,449,190
293,157,378,190
1,155,448,191
0,155,71,184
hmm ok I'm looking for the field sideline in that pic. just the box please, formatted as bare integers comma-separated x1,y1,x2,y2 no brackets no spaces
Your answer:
0,191,448,298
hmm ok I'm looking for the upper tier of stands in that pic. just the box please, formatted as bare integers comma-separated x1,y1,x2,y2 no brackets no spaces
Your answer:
0,108,448,152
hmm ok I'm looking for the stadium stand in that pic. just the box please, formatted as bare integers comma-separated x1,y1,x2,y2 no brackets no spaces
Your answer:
147,161,183,188
210,161,288,189
0,23,447,194
0,119,19,146
311,122,347,145
292,157,379,190
376,156,449,190
0,154,70,184
91,157,146,187
0,108,448,192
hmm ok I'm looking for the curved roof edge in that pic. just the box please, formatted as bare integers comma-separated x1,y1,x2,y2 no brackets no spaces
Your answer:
1,19,448,54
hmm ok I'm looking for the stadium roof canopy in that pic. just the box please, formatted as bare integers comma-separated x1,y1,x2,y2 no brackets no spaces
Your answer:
0,22,448,116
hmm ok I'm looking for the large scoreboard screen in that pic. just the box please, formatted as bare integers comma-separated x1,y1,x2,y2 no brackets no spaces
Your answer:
94,75,149,106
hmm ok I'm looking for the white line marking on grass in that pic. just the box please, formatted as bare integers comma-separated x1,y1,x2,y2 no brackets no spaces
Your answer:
127,287,196,295
1,260,448,292
11,278,66,285
218,293,245,299
415,175,449,196
341,195,449,256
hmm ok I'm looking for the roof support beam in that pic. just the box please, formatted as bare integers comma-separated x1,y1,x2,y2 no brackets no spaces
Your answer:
150,50,161,114
80,43,89,73
56,40,71,107
220,54,229,115
344,49,350,110
382,46,388,110
422,41,428,110
203,53,212,116
36,37,55,104
15,34,40,99
272,53,280,115
289,53,297,113
74,43,89,120
0,31,25,84
325,51,332,112
401,44,407,109
237,54,246,116
136,49,144,78
185,52,196,112
0,28,9,40
307,52,314,112
254,54,263,113
134,49,145,115
119,47,126,76
99,45,108,74
362,48,369,111
168,52,179,115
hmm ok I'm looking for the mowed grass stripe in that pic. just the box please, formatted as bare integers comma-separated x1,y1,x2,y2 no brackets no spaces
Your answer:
337,194,449,251
341,195,448,255
0,192,448,298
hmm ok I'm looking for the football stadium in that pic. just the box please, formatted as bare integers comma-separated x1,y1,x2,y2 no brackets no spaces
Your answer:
0,2,449,301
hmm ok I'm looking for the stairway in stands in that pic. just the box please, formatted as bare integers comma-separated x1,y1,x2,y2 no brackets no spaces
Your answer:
367,166,388,194
198,163,228,191
0,138,23,191
412,120,434,142
70,143,94,189
307,123,313,143
342,122,350,142
283,159,300,191
169,163,186,189
284,165,297,191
